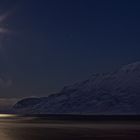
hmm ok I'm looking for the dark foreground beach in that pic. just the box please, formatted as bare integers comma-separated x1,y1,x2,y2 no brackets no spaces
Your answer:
1,115,140,140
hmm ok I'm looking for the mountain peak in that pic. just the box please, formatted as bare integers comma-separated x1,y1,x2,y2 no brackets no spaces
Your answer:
120,61,140,73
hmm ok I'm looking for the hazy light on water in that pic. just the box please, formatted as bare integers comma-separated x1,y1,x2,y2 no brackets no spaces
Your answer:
0,114,16,118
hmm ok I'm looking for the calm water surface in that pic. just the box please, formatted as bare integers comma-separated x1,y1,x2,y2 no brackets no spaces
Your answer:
0,115,140,140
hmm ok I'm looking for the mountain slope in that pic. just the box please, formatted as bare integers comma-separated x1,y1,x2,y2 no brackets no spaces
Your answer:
14,62,140,114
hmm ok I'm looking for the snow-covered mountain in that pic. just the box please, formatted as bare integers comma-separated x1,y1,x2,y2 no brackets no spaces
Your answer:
13,62,140,114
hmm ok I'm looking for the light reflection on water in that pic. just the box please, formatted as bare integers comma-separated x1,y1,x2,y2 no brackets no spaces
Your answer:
0,114,17,118
0,116,140,140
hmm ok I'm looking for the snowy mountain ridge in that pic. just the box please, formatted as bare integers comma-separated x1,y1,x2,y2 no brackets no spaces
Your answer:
13,62,140,114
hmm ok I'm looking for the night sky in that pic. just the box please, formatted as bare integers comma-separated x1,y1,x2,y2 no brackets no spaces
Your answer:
0,0,140,98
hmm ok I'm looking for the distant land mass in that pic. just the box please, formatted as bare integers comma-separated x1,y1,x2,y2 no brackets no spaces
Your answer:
13,61,140,115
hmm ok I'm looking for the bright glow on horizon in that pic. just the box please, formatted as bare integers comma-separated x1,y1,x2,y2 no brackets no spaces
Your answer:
0,114,16,118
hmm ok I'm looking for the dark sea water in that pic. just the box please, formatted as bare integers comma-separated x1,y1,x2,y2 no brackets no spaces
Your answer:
1,115,140,140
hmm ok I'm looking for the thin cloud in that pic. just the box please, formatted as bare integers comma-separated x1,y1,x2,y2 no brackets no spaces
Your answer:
0,74,13,88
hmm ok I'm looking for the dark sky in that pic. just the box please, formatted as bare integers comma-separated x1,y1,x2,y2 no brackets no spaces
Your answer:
0,0,140,98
